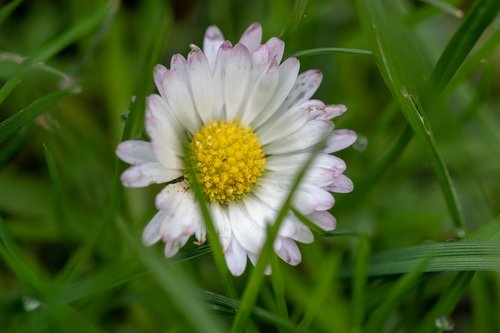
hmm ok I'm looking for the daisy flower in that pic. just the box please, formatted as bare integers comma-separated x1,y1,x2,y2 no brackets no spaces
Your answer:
116,23,357,276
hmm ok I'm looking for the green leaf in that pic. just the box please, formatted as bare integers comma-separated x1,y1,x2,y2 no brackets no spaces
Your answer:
0,88,79,143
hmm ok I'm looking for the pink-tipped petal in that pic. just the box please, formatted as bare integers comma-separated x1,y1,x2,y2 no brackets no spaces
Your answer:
325,174,354,193
282,69,323,110
265,37,285,64
239,22,262,55
120,163,181,188
203,25,225,71
225,237,247,276
224,43,252,121
323,129,358,153
275,238,302,266
307,211,336,231
188,44,214,123
116,140,156,165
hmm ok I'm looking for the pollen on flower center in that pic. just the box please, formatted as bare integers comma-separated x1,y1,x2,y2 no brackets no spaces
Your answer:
188,120,266,204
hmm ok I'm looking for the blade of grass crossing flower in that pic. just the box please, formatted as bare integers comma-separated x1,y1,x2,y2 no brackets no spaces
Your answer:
354,0,465,229
0,88,80,143
364,257,431,333
231,148,320,333
0,1,112,105
0,0,23,26
414,271,475,333
291,47,372,58
183,142,237,299
117,218,226,333
425,0,499,104
296,254,340,332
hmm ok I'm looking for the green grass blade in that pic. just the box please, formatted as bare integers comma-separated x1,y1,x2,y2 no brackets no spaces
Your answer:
291,47,372,58
354,0,465,229
296,254,340,332
280,0,309,41
204,290,297,331
0,88,79,143
0,1,111,105
426,0,499,102
414,271,475,333
117,218,226,333
183,142,237,299
0,0,23,26
270,256,289,328
364,258,430,333
231,148,320,332
42,144,66,232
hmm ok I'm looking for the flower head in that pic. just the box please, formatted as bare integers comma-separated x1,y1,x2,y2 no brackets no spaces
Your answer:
116,23,357,276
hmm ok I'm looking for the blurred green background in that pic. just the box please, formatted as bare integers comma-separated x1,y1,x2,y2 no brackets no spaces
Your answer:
0,0,499,332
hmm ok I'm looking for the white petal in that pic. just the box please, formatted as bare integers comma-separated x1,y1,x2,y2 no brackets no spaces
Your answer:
116,140,156,165
121,163,181,188
164,234,190,258
265,37,285,64
310,104,347,120
239,22,262,55
224,43,252,121
294,185,334,214
225,237,247,276
307,211,336,231
211,41,232,121
158,67,201,134
275,238,301,266
266,153,308,173
210,205,232,252
145,94,184,168
242,195,277,228
188,45,213,124
241,59,279,125
253,180,289,211
153,64,168,97
203,25,225,71
290,220,314,243
323,129,358,153
324,174,354,193
155,181,190,211
142,211,166,246
282,70,323,110
229,204,266,253
252,57,300,128
264,120,333,155
257,102,309,145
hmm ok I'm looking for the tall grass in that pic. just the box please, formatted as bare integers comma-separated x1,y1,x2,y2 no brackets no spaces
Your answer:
1,0,499,332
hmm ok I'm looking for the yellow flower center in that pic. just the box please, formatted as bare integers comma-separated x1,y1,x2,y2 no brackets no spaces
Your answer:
189,120,266,204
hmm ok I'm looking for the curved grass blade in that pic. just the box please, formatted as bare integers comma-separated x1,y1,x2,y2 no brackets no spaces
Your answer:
0,1,111,105
0,88,79,143
0,52,70,80
426,0,499,103
0,0,23,26
291,47,372,58
42,144,66,232
280,0,309,41
354,0,465,229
